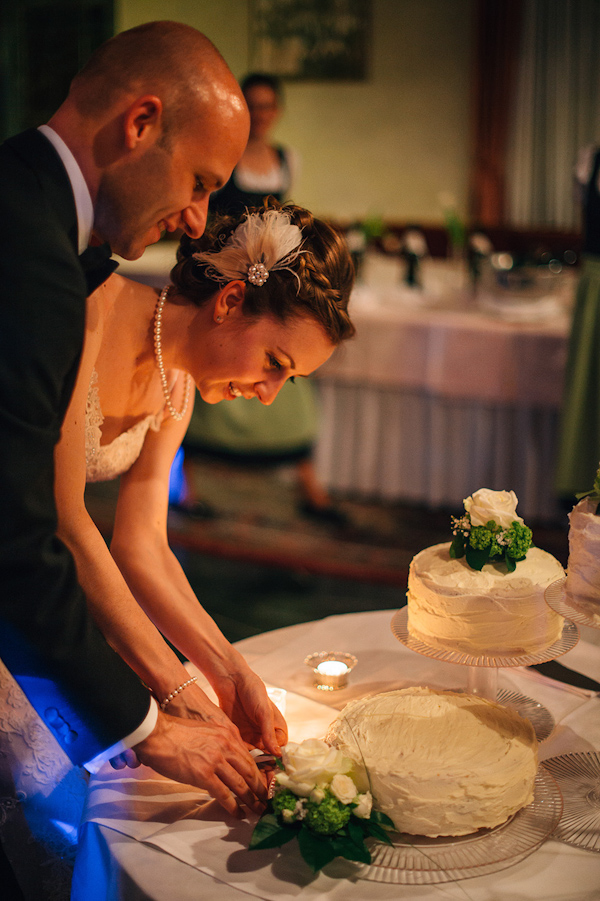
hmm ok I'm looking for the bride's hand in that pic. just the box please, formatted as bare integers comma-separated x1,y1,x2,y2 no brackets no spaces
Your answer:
214,668,288,757
165,682,235,730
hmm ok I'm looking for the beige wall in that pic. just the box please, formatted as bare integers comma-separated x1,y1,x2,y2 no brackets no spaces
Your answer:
117,0,474,224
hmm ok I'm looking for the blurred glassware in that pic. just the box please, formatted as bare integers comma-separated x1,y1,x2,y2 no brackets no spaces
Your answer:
345,215,386,281
345,225,367,279
467,230,493,288
398,227,429,287
477,254,566,322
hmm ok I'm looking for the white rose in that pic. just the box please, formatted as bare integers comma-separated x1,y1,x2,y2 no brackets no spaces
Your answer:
279,739,350,796
310,787,326,804
330,773,357,805
463,489,523,529
353,792,373,819
275,772,315,797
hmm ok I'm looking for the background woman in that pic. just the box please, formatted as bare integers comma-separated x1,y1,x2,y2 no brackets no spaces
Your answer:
556,144,600,499
181,74,347,525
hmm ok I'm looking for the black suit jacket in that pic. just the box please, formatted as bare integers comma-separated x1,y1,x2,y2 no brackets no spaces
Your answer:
0,129,151,765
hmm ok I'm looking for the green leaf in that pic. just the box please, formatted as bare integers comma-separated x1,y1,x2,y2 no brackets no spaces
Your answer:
250,814,298,850
274,757,285,770
504,554,516,573
331,834,372,865
370,809,395,829
465,544,490,571
365,821,393,845
298,827,337,873
347,817,367,848
449,534,465,559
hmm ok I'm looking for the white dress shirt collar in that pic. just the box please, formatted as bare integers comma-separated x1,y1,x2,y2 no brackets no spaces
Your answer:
38,124,94,254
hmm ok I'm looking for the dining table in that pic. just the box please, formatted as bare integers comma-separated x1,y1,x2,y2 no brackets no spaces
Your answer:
313,252,576,522
115,244,576,523
72,607,600,901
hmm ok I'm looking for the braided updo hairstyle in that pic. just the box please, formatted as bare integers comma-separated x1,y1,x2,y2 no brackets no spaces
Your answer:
170,198,355,345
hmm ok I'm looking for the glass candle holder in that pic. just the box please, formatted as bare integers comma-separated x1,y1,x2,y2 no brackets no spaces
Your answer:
304,651,358,691
266,685,287,716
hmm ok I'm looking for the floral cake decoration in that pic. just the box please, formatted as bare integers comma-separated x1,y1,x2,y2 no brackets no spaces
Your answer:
449,488,533,572
575,461,600,508
250,738,393,873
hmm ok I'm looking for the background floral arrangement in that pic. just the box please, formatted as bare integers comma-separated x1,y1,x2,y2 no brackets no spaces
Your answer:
449,488,533,572
250,738,393,873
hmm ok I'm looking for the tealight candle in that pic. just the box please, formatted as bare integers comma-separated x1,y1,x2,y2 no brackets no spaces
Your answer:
316,661,349,678
304,652,358,690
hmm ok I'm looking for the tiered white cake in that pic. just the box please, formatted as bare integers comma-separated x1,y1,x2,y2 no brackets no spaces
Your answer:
406,489,565,656
326,687,538,837
407,542,565,655
565,496,600,623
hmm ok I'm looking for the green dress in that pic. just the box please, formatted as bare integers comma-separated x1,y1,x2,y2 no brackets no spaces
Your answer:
184,377,319,465
555,255,600,497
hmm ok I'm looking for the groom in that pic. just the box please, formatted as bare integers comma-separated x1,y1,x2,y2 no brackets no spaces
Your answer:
0,20,278,817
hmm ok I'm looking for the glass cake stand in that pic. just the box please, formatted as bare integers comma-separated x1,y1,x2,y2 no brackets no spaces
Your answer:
391,607,579,742
542,752,600,853
544,578,600,853
546,576,600,629
358,767,562,884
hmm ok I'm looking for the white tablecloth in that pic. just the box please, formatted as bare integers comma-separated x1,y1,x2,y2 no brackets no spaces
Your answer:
73,610,600,901
313,259,575,521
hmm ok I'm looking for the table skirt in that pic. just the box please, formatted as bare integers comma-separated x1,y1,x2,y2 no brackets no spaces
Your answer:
314,381,562,521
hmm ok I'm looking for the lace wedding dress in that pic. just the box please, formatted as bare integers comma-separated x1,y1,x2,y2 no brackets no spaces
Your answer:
0,369,170,899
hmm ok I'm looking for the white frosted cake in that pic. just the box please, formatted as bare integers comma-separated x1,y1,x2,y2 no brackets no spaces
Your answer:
565,496,600,623
406,488,565,657
407,542,565,656
326,687,538,837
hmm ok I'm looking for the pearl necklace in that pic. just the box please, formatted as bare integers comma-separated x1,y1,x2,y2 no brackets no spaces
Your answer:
153,286,192,421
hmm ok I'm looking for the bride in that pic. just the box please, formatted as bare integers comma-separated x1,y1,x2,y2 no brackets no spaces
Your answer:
0,200,355,897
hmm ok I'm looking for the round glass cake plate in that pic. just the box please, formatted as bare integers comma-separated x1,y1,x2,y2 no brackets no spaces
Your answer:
357,767,562,885
391,606,579,668
546,577,600,630
391,608,579,741
542,752,600,853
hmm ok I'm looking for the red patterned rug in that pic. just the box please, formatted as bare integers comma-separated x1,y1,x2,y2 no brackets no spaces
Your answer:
85,458,568,588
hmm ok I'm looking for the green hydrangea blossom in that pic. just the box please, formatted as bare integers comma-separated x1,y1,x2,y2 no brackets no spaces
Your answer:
504,522,533,559
272,789,300,819
489,535,505,557
304,790,352,835
469,525,492,550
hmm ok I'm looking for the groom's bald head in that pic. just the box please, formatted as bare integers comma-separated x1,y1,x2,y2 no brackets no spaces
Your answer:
48,20,249,259
68,20,244,138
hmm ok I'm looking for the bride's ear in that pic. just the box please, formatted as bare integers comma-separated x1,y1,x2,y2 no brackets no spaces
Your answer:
213,280,246,323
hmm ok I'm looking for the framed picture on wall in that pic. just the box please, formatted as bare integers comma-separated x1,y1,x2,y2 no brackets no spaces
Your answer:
248,0,371,80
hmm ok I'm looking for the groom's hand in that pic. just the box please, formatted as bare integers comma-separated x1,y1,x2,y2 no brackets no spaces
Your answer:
132,710,268,817
109,748,141,770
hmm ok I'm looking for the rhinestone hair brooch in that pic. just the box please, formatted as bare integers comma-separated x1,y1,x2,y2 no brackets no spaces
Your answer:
192,209,304,288
248,262,269,286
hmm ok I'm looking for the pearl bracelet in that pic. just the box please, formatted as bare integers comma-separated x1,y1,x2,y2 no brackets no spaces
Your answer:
159,675,198,711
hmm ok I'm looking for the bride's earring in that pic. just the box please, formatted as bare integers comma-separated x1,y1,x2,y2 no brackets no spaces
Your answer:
215,315,223,323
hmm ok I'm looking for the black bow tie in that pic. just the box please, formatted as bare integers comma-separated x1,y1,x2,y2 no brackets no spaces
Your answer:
79,243,119,294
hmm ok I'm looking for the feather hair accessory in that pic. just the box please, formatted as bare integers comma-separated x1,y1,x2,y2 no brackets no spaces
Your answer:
192,209,304,287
